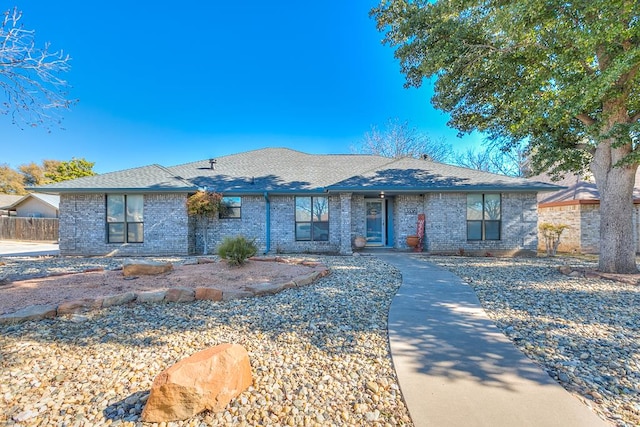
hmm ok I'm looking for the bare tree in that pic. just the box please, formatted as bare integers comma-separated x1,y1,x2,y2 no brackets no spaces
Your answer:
1,6,75,129
353,118,454,162
455,143,530,177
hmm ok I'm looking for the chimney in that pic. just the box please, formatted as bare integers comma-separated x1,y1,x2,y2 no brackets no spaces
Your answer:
208,158,216,170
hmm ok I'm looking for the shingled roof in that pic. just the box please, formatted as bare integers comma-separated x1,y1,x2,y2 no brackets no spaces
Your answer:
32,164,196,193
534,170,640,204
34,147,560,194
167,148,392,193
327,156,560,193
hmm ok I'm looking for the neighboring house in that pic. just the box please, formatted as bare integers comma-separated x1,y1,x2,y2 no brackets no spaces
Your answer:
34,148,559,257
4,193,60,218
535,170,640,254
0,194,23,216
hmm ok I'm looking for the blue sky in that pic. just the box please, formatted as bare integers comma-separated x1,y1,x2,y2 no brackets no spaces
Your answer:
2,1,483,174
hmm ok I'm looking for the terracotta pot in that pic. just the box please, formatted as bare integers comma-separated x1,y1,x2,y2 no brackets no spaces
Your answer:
406,235,419,248
354,236,367,248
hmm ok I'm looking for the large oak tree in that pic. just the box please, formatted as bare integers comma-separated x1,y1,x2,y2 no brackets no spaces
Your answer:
372,0,640,273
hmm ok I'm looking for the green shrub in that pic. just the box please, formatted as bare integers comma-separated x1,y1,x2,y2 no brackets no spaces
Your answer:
218,236,257,266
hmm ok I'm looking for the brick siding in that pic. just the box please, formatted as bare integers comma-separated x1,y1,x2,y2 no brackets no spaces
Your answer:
59,193,189,256
60,191,540,256
538,202,640,254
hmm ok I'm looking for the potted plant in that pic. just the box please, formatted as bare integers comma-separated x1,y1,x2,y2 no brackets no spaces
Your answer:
406,235,419,248
353,236,367,249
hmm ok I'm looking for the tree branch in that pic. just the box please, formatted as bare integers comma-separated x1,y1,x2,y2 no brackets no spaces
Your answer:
576,113,596,126
0,6,74,129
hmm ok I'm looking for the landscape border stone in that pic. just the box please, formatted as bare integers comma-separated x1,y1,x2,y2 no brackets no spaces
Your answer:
0,258,330,324
558,265,640,285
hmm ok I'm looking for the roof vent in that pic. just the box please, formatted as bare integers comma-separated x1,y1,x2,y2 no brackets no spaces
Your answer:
421,154,431,160
208,158,217,170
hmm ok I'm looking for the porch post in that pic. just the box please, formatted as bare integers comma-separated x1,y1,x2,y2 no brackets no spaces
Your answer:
339,192,353,255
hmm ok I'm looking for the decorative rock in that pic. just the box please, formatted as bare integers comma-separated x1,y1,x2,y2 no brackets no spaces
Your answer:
0,304,57,324
282,281,297,289
141,343,253,422
165,288,195,303
194,288,223,301
102,292,136,307
222,290,253,301
57,298,102,315
122,259,173,277
245,282,284,296
196,257,216,264
136,290,167,303
317,267,331,277
249,256,277,262
294,272,320,287
69,314,90,323
558,265,573,275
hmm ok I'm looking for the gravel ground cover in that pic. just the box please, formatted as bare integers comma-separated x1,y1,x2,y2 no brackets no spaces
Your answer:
428,256,640,427
0,255,412,426
0,255,191,283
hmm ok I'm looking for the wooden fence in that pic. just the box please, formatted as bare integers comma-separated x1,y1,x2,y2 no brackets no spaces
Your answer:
0,217,59,241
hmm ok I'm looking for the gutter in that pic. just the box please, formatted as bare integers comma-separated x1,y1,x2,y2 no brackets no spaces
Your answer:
27,187,197,194
264,192,271,254
325,184,565,193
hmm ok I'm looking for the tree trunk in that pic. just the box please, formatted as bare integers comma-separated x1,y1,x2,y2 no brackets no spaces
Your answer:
591,138,638,273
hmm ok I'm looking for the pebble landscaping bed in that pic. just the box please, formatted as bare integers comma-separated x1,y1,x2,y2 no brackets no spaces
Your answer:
429,256,640,427
0,255,412,426
2,254,639,426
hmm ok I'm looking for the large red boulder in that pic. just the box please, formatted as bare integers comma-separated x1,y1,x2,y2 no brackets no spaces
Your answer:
122,259,173,277
141,343,252,422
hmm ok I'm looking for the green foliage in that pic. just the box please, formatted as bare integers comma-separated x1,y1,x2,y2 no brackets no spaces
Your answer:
372,0,640,272
371,0,639,175
45,158,96,183
217,236,258,266
0,158,96,195
0,164,27,194
186,191,223,217
187,190,224,255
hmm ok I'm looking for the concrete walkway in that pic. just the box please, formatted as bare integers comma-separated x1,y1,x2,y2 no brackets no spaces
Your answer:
377,253,608,427
0,240,59,257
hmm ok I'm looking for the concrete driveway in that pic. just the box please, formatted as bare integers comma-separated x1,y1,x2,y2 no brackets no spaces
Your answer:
0,240,59,257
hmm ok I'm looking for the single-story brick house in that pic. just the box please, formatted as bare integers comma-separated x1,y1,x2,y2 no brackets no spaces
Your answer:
535,171,640,254
34,148,559,256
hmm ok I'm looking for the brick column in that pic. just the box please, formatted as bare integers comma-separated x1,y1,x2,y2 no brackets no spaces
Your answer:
339,192,353,255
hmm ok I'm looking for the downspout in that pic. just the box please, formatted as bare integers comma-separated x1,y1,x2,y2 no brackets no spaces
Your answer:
264,192,271,254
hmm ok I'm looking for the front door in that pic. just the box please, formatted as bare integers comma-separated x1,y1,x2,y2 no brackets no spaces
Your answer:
365,199,385,246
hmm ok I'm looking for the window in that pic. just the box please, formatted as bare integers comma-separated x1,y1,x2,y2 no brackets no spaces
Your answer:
467,194,501,240
106,195,144,243
220,196,241,219
295,196,329,241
